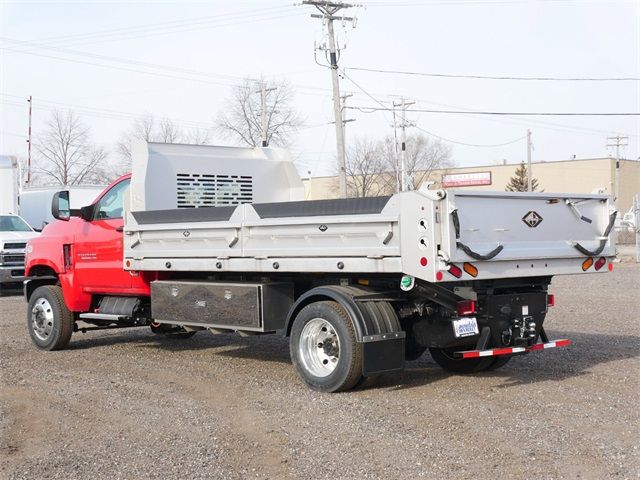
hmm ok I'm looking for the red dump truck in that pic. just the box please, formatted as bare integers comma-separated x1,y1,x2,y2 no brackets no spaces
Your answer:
23,142,617,391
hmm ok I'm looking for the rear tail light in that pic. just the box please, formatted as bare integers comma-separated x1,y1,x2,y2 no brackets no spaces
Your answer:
456,299,476,316
448,264,462,278
547,294,555,307
581,257,594,271
594,257,606,271
463,262,478,277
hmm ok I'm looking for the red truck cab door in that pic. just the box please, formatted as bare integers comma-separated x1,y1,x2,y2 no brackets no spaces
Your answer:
73,178,132,293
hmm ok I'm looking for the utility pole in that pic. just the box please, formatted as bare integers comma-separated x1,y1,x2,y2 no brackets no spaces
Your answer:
303,0,357,198
340,93,355,136
257,81,277,147
339,93,355,194
526,129,532,192
26,95,32,185
606,135,629,210
393,97,415,192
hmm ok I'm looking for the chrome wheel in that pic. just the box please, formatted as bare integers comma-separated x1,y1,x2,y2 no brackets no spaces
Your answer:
298,318,341,377
31,297,54,341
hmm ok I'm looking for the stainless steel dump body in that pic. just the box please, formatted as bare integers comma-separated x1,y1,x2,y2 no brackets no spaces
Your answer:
124,142,616,283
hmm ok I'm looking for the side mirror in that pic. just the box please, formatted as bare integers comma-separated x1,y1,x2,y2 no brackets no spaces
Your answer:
79,204,95,221
51,191,70,221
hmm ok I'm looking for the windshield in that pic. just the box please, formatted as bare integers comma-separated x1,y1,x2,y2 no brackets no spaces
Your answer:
0,215,33,232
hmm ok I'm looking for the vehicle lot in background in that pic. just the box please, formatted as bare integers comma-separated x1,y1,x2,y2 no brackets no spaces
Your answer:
1,263,638,479
0,215,39,290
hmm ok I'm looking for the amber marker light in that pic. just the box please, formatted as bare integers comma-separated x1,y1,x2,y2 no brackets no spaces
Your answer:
463,262,478,277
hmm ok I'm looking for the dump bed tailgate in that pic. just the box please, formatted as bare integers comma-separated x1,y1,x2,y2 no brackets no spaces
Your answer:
442,191,615,262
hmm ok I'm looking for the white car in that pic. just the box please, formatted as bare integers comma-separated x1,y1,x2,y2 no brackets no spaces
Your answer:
0,214,39,291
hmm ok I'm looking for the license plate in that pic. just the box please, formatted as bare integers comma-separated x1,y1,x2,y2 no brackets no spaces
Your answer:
453,317,479,338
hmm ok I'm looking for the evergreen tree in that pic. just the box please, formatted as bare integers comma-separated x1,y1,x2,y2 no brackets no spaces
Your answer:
505,162,540,192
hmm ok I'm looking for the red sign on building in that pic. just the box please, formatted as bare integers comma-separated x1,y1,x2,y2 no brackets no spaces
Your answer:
442,171,492,187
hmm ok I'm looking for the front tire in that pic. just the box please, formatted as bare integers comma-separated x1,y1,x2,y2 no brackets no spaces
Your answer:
27,285,74,351
290,301,363,393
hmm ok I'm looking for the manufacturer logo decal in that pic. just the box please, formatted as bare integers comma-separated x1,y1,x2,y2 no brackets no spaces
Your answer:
318,224,328,232
522,211,543,228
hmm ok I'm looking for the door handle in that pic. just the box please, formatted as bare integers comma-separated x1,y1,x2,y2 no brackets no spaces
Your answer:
115,226,124,232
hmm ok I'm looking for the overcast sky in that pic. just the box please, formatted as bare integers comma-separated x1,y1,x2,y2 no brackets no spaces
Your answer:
1,0,638,178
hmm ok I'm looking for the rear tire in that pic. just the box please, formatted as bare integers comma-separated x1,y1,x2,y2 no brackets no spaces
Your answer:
429,347,494,374
404,333,427,361
486,356,511,371
290,301,363,392
27,285,73,351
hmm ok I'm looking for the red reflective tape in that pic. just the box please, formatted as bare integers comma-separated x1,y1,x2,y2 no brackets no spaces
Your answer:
457,339,571,359
492,348,514,356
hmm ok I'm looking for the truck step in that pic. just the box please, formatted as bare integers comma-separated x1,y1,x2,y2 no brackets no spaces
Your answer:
79,313,127,322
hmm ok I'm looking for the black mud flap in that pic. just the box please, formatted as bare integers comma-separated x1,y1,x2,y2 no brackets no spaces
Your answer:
361,332,406,377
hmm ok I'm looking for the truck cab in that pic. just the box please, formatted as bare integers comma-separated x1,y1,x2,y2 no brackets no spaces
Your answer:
24,174,154,312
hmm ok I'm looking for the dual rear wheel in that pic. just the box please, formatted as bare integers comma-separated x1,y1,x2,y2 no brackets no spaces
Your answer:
289,301,363,393
428,348,511,373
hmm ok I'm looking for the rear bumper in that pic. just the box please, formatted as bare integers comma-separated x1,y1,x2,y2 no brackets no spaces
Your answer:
454,339,571,359
0,265,26,285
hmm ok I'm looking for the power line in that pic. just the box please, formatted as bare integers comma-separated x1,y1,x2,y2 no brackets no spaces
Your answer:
340,69,528,147
364,0,636,6
409,97,640,138
5,9,304,53
346,66,640,82
0,38,334,98
0,94,332,134
20,5,294,46
346,105,640,116
303,0,360,198
0,96,214,131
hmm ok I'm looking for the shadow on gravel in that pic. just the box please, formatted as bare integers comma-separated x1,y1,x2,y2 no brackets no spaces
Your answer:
383,330,640,391
0,288,23,297
67,328,292,363
64,327,639,390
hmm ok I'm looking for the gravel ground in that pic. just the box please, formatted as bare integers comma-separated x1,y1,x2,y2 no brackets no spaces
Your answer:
1,264,639,479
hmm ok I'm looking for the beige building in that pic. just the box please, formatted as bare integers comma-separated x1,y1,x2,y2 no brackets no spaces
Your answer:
303,157,640,213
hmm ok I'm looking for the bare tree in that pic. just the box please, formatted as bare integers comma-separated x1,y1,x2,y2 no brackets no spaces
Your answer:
116,116,156,162
16,156,42,188
116,115,212,174
184,128,211,145
34,111,109,186
344,138,388,198
379,133,453,193
341,134,453,197
216,77,302,147
158,118,181,143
